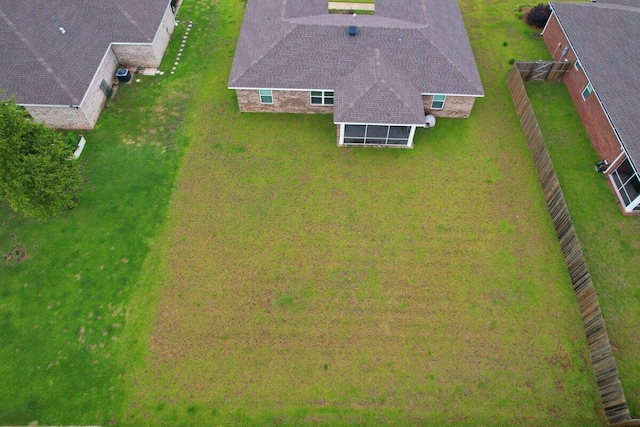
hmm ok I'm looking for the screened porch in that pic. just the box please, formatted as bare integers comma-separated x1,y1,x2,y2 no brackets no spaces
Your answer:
337,124,418,148
610,158,640,212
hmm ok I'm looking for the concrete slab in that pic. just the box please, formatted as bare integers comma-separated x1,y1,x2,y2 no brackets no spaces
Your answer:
141,67,158,76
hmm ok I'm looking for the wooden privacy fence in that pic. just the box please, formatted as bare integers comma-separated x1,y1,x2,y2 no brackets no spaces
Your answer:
507,63,639,426
514,61,570,82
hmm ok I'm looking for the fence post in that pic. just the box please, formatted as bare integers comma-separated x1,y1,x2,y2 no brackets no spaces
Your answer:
507,63,636,425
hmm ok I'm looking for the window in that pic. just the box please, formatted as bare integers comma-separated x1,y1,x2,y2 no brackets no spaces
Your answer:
611,159,640,210
581,82,593,100
430,95,446,110
259,89,273,104
311,90,334,105
342,124,412,146
574,60,582,71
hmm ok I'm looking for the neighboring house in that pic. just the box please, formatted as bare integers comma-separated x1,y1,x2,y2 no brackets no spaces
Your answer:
542,0,640,214
0,0,176,130
228,0,483,148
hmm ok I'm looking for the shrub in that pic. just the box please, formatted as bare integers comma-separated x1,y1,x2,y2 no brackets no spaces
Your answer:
526,3,551,28
0,100,83,220
62,132,80,153
513,3,531,19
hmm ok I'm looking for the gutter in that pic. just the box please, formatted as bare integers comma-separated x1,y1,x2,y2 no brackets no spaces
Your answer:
545,3,640,178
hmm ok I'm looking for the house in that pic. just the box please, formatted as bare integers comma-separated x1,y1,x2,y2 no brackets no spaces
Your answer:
542,0,640,214
228,0,483,148
0,0,176,130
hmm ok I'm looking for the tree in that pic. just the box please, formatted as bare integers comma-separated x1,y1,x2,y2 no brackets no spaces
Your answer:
526,3,552,28
0,99,83,220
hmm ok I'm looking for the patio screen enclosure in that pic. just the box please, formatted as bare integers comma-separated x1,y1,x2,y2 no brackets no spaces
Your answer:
342,124,413,146
611,158,640,212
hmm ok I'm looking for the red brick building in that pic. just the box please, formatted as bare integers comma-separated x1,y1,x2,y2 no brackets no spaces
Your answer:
542,0,640,214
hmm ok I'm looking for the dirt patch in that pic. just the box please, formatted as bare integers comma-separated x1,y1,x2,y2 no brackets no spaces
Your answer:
515,4,550,29
4,245,30,264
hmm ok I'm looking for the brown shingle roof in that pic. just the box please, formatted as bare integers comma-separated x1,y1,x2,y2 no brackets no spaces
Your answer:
0,0,169,106
551,1,640,166
229,0,483,125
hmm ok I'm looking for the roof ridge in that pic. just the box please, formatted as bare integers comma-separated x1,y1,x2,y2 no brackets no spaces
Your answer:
111,0,153,42
338,58,378,118
376,54,424,123
0,7,80,104
336,51,424,123
229,22,298,86
420,28,483,93
286,14,425,29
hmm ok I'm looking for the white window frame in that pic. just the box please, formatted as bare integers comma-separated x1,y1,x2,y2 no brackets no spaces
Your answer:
581,82,593,101
430,95,446,110
310,90,334,106
574,60,582,72
610,159,640,212
338,124,417,148
259,89,273,104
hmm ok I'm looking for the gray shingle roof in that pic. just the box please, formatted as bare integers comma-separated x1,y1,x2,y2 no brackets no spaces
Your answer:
0,0,169,106
551,1,640,167
334,49,425,124
229,0,483,125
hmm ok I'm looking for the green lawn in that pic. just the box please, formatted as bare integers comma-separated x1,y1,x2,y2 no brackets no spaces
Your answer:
527,81,640,415
0,7,205,425
0,0,612,425
123,0,602,425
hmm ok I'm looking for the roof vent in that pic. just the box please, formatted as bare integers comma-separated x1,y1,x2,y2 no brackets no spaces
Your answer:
59,27,66,34
348,26,357,36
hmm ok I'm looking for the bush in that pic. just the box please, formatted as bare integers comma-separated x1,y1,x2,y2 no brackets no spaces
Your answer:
0,100,83,220
62,132,80,153
513,3,530,18
526,3,551,28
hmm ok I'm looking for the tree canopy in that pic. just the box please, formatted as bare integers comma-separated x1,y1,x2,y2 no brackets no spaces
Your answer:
0,99,83,220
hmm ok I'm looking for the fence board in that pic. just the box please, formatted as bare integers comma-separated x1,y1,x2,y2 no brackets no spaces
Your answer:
515,61,571,82
507,63,635,426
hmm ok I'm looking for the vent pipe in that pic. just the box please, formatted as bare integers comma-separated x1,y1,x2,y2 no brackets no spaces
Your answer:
348,12,357,36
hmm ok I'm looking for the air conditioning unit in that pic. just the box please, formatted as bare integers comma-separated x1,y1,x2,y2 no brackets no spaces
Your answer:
116,68,132,83
595,159,609,172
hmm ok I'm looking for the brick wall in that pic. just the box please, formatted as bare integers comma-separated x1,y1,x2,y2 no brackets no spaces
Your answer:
81,48,119,127
237,90,477,118
150,4,175,65
112,43,158,67
112,3,175,67
26,5,174,129
236,90,334,114
422,95,476,118
543,14,622,164
25,105,92,130
26,49,119,130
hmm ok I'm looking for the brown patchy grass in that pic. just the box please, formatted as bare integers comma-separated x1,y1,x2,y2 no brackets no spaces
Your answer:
121,0,604,425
